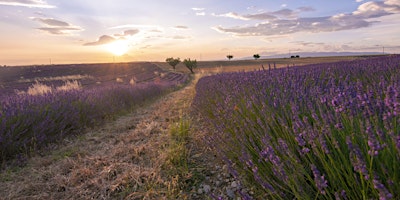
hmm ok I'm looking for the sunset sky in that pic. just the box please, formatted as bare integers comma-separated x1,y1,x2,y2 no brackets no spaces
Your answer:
1,0,400,66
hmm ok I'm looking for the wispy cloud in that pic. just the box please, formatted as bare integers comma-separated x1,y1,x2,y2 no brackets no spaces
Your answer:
171,35,190,40
37,27,82,35
109,24,162,30
0,0,55,8
114,29,140,37
174,25,189,29
291,41,326,47
213,0,400,37
192,7,205,11
212,12,251,20
31,17,83,35
192,7,206,16
32,18,69,26
84,35,116,46
212,8,306,21
84,29,141,46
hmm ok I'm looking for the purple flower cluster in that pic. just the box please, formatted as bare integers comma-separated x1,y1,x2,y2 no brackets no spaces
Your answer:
193,55,400,199
311,164,328,194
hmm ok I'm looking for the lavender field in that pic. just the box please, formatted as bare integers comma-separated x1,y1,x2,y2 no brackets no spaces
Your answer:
193,55,400,199
0,63,188,166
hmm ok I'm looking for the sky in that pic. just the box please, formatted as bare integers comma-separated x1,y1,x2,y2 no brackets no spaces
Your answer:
0,0,400,66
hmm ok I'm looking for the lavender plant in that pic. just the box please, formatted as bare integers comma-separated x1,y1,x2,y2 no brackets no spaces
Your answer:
1,73,188,166
193,55,400,199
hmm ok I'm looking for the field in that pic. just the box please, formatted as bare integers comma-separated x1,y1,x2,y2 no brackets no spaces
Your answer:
0,55,399,199
155,55,376,74
0,62,188,164
193,55,400,199
0,62,186,97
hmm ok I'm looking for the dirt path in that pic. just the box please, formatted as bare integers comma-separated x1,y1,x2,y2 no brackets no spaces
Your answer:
0,75,201,199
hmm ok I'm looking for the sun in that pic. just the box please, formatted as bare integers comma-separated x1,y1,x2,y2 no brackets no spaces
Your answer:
106,40,130,56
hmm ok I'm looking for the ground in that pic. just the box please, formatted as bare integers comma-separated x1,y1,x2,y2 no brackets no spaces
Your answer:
0,71,240,199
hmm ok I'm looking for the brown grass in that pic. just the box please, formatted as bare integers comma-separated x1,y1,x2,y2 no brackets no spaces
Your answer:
0,77,196,199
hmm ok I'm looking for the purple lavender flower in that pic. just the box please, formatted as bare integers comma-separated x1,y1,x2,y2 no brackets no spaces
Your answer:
311,164,328,195
295,133,306,147
335,190,347,200
366,125,383,156
373,177,393,200
346,137,369,179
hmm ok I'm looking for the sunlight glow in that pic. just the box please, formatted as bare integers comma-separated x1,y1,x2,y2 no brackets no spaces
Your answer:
106,40,130,56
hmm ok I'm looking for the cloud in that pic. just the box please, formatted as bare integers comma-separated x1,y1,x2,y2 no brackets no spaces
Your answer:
0,0,55,8
213,7,311,21
174,25,189,29
192,7,205,11
109,24,161,30
212,12,251,20
291,41,326,47
213,0,400,37
114,29,139,37
37,27,82,35
84,35,116,46
353,1,400,18
171,35,190,39
84,29,141,46
192,7,206,16
32,18,70,26
297,6,316,12
150,29,163,33
32,17,83,35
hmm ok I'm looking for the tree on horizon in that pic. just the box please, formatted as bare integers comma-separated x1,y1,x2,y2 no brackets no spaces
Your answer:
227,55,233,60
165,57,181,71
183,58,197,73
253,54,260,60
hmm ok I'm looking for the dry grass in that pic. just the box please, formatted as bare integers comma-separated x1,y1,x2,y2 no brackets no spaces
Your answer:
17,74,93,83
0,76,196,199
15,80,82,95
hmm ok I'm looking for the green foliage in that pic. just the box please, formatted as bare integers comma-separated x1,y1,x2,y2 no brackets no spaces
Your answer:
183,58,197,74
166,57,181,70
163,118,204,198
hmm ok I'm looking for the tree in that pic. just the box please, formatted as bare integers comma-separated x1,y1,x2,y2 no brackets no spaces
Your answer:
253,54,260,60
227,55,233,60
165,57,181,71
183,58,197,73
